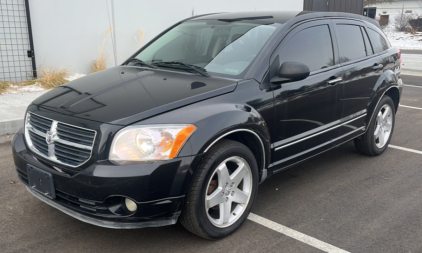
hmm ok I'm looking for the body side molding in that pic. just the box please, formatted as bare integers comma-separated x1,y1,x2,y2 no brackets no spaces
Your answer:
274,112,367,151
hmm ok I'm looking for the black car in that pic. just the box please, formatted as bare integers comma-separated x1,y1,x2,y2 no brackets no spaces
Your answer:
12,11,402,239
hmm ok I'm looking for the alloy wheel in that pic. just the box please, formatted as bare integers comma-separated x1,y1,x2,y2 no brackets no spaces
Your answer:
205,156,252,228
374,104,393,149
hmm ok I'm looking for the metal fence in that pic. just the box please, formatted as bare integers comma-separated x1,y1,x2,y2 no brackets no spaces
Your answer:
0,0,36,82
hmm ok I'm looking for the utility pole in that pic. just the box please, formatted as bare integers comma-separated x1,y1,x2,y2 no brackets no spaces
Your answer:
111,0,117,66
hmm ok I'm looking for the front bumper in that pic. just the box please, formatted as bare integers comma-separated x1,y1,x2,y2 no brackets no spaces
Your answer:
12,130,202,228
26,186,176,229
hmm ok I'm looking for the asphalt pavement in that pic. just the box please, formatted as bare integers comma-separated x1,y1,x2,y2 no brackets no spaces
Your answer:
0,75,421,253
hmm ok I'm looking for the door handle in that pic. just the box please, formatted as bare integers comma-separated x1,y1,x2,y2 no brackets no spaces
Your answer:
372,64,383,71
327,77,343,85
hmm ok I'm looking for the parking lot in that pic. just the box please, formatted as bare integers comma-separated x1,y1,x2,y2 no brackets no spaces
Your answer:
0,75,421,253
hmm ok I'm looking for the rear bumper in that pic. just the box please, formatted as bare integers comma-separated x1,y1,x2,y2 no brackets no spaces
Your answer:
12,129,203,228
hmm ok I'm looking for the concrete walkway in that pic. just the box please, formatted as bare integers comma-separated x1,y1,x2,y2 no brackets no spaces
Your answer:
0,91,47,136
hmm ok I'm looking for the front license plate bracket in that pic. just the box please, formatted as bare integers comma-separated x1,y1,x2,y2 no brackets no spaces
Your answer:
27,165,56,199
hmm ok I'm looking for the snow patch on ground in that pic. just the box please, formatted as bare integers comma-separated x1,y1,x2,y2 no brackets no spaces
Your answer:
382,14,422,50
5,83,45,94
66,73,86,81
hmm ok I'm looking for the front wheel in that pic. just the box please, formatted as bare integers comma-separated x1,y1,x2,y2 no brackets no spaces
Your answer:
179,139,258,239
354,95,395,156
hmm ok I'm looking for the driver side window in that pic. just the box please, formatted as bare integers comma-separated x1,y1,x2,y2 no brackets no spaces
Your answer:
278,25,335,72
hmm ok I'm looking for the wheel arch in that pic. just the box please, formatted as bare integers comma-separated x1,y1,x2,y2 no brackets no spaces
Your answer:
365,69,400,127
366,85,400,129
203,129,268,184
385,87,400,112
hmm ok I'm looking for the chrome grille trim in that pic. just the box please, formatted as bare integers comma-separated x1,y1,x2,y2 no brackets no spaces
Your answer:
24,112,97,168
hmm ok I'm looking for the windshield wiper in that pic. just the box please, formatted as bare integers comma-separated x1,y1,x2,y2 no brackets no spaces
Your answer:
126,58,157,69
153,61,210,77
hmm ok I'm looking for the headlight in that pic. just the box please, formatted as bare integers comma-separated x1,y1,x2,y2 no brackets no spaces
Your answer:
109,124,196,165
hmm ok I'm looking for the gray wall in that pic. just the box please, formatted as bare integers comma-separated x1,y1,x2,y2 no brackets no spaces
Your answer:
303,0,364,15
28,0,303,75
328,0,364,14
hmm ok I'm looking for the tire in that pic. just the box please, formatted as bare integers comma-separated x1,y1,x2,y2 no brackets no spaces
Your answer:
179,139,259,239
354,95,395,156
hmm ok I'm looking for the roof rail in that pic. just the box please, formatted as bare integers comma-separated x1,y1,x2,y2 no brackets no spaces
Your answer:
291,12,381,29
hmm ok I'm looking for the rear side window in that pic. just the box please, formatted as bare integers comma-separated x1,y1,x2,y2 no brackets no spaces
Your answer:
361,27,374,56
279,25,334,72
335,25,366,63
367,28,390,53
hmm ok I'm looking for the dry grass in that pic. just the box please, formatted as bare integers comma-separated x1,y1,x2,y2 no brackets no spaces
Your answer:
36,67,69,88
0,67,68,94
92,26,113,73
19,79,38,86
134,29,145,48
0,81,13,94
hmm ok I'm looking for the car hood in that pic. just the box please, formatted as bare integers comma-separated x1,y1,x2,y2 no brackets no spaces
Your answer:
32,66,237,125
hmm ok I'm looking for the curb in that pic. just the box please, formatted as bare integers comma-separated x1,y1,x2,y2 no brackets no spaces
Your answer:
0,118,23,137
0,135,13,144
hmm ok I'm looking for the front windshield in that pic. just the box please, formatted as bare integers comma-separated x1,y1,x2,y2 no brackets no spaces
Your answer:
132,21,278,77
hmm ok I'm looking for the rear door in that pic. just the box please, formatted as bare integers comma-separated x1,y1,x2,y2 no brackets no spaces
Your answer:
270,20,343,168
332,19,383,138
365,25,398,73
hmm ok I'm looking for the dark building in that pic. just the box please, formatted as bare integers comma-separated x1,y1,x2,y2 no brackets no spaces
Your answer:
363,7,377,19
304,0,364,15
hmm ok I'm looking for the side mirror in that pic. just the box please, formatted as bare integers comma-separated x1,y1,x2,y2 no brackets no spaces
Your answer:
271,61,310,84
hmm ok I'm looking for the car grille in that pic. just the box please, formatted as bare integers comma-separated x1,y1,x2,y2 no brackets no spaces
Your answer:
24,112,96,167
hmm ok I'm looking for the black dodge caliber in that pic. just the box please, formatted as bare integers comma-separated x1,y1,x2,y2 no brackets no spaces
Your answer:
12,11,403,239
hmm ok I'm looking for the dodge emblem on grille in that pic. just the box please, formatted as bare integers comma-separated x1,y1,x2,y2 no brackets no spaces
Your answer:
45,131,55,145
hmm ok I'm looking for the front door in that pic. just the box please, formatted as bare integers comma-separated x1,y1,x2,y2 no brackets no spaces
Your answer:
269,20,343,169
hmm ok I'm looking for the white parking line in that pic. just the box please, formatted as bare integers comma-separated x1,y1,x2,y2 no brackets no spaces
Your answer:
248,213,350,253
389,145,422,155
399,105,422,111
403,84,422,89
248,145,422,252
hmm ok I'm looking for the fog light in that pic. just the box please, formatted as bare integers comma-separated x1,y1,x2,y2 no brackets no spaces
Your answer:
125,198,137,212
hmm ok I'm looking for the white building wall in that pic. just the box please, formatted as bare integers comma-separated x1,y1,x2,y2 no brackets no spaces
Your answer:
29,0,303,75
367,1,422,17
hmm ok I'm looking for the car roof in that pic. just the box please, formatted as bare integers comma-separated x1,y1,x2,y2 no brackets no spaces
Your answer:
191,11,381,29
191,11,301,24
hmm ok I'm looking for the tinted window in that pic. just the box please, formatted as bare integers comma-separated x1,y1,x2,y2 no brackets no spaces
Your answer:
367,28,390,53
336,25,366,63
361,27,374,56
279,25,334,72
